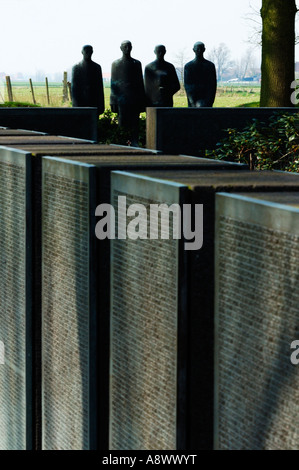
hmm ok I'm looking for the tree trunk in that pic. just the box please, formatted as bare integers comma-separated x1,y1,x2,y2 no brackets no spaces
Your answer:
260,0,297,107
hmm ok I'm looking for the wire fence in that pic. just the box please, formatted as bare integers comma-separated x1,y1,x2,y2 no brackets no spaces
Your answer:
2,74,71,107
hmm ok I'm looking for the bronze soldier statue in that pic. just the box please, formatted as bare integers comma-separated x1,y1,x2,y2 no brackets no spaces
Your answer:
144,45,180,107
110,40,145,146
71,45,105,115
184,42,217,107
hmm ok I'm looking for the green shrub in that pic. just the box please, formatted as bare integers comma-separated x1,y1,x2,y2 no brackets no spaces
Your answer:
98,109,146,147
206,112,299,172
0,101,40,107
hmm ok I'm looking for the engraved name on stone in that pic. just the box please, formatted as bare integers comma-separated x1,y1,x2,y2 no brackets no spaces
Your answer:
0,341,4,365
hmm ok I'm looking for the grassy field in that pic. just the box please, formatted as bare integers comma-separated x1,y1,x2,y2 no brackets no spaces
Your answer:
1,81,261,108
1,81,71,107
174,85,260,107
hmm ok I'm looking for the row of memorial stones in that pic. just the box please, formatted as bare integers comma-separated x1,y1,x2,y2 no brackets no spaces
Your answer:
0,128,298,450
71,41,216,146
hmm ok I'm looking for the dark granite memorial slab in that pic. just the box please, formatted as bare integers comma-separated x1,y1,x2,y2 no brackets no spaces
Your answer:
110,173,189,451
0,145,46,450
40,156,247,450
0,147,33,450
146,107,299,155
0,129,47,136
214,192,299,450
4,144,248,170
0,107,98,141
0,137,247,450
55,154,249,169
109,169,299,450
228,191,299,206
7,144,161,156
42,159,97,450
0,135,94,146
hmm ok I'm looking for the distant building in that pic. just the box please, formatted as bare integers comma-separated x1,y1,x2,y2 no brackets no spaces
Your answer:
102,72,111,84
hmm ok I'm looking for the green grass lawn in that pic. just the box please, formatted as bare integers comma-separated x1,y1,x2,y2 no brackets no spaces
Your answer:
2,82,69,107
3,82,261,108
173,85,260,107
108,85,259,108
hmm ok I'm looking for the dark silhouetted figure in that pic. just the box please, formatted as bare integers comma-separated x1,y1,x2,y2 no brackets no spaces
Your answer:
71,45,105,115
144,45,180,107
184,42,217,107
110,40,145,146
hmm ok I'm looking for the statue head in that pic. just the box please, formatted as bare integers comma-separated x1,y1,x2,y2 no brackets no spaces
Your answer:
154,45,166,61
193,42,205,58
120,40,132,57
81,45,93,61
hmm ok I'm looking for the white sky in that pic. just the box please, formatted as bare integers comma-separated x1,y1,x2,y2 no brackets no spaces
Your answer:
0,0,297,77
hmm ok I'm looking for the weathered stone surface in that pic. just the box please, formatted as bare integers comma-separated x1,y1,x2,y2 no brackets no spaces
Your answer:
7,144,159,156
215,191,299,449
42,159,96,450
0,135,93,145
0,147,33,450
0,129,46,136
109,169,299,450
40,157,247,450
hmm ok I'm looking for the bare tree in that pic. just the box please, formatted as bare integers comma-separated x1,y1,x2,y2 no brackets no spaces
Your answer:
245,0,299,46
172,48,191,87
207,43,234,82
234,47,258,80
244,1,263,46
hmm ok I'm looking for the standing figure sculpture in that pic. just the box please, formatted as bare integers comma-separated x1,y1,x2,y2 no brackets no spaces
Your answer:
71,45,105,115
144,45,180,107
110,40,145,146
184,42,217,107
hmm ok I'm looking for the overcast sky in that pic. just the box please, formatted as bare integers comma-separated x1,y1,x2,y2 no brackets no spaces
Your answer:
0,0,297,77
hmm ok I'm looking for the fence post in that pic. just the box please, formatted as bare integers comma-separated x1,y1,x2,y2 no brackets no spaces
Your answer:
67,81,72,102
0,80,4,104
63,71,68,102
5,76,13,102
45,77,50,105
29,79,36,105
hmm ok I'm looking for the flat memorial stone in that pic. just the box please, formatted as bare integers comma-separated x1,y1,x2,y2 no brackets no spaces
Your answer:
40,157,247,450
214,191,299,450
0,147,33,450
108,169,299,450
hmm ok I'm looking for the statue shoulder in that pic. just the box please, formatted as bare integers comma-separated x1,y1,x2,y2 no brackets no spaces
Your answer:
204,58,216,68
132,58,142,67
72,61,82,71
145,60,156,71
112,57,122,68
92,61,102,72
71,62,83,79
164,60,177,71
184,59,196,69
164,60,174,67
